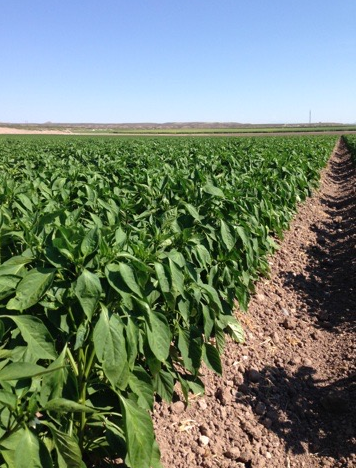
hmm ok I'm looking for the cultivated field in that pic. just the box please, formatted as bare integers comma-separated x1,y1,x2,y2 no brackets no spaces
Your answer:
0,135,353,467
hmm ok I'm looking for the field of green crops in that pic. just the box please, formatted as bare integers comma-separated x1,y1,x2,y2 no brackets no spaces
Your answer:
343,135,356,163
0,135,337,467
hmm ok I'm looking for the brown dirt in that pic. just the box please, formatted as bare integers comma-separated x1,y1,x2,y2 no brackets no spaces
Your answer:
153,138,356,468
0,126,72,135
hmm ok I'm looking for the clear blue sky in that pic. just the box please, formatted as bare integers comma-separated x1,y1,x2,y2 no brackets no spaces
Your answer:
1,1,355,124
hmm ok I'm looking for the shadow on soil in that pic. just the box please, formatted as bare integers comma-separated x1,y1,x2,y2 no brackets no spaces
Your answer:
280,142,356,334
236,365,356,460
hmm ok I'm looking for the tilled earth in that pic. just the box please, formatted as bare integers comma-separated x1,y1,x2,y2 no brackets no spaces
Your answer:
153,138,356,468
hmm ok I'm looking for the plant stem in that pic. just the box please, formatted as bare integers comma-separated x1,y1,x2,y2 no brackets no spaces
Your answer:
66,346,79,377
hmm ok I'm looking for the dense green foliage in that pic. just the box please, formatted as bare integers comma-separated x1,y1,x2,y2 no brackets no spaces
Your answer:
0,135,336,467
343,135,356,163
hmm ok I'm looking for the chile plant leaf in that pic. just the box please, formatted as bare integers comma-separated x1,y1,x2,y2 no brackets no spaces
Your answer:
40,348,68,406
150,440,164,468
0,362,56,381
220,220,236,252
235,225,249,248
75,270,102,320
14,427,52,468
0,274,22,301
44,398,95,413
202,182,225,198
203,343,222,376
118,262,143,297
218,315,245,344
2,315,57,361
80,226,99,257
6,268,55,311
168,259,185,296
46,423,83,468
119,396,154,468
128,366,154,411
153,370,174,402
93,305,129,390
178,327,202,374
106,263,142,298
0,255,32,276
0,390,17,410
154,262,170,294
146,311,171,362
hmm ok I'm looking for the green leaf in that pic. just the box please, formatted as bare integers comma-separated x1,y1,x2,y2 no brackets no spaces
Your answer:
184,203,201,222
106,263,142,298
219,315,245,343
44,398,95,413
200,284,223,313
75,270,102,320
154,262,175,309
214,324,226,353
166,250,186,268
46,424,83,468
0,390,17,410
154,262,170,294
128,366,154,410
220,220,236,252
0,362,62,381
168,258,185,296
236,225,249,247
228,320,245,343
0,428,24,467
93,305,129,390
125,317,139,369
178,328,202,374
16,193,33,212
120,396,154,468
186,377,205,396
202,304,214,338
115,226,127,246
150,440,163,468
7,268,55,311
194,244,211,269
0,275,22,301
153,370,174,402
203,343,222,375
177,297,190,322
80,227,99,257
45,246,71,269
0,255,32,277
74,321,89,351
14,427,52,468
146,311,171,362
39,348,68,406
2,315,57,360
202,182,225,198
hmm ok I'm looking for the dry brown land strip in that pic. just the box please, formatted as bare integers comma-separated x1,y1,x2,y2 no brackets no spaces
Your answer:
1,126,356,137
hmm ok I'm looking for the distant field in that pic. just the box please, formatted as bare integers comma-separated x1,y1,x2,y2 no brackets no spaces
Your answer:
1,122,356,136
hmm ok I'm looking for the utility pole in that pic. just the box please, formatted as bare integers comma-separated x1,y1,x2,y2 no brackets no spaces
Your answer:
309,110,311,125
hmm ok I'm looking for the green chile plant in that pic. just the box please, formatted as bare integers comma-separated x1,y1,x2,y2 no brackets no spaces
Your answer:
343,135,356,163
0,135,336,467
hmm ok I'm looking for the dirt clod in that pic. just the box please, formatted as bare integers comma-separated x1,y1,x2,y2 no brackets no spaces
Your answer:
224,447,241,459
247,369,262,383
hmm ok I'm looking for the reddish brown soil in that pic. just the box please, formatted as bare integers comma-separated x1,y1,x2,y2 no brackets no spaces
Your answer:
153,138,356,468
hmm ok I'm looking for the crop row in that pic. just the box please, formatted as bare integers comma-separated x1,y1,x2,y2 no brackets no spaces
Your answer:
343,135,356,163
0,135,336,467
